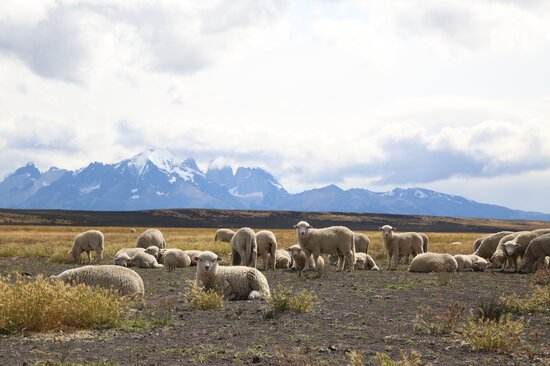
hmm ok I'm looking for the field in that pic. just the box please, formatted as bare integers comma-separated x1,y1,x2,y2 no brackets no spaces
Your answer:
0,226,549,365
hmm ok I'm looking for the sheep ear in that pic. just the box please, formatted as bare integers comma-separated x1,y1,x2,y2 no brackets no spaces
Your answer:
192,256,199,262
217,257,223,262
293,225,298,228
378,227,382,231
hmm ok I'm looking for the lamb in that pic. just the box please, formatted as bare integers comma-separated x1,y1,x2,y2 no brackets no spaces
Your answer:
294,221,354,274
355,252,379,271
114,247,145,263
214,229,235,242
473,231,513,260
182,250,204,266
275,249,292,269
408,253,458,273
230,227,257,268
255,230,278,270
354,233,370,254
51,265,144,297
144,245,164,263
69,230,104,263
502,242,522,273
519,233,550,273
194,251,270,300
114,251,163,268
288,244,321,271
453,254,488,272
162,249,192,271
379,225,424,270
135,228,166,249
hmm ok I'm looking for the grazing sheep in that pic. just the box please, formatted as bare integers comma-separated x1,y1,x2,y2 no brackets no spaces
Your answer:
454,254,488,272
130,228,136,233
408,253,458,273
214,229,235,242
519,233,550,273
294,221,354,274
163,249,192,271
230,227,257,268
288,244,320,271
194,251,270,300
114,251,163,268
51,265,144,297
472,234,491,253
69,230,104,264
275,249,292,269
354,233,370,254
256,230,278,270
183,250,204,266
473,231,513,260
136,228,166,249
355,252,379,271
379,225,424,270
490,232,528,269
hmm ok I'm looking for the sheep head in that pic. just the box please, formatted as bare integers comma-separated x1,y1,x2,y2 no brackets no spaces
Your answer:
379,225,395,239
196,251,222,273
294,221,312,238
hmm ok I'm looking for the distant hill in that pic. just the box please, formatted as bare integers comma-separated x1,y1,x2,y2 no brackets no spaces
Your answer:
1,148,549,221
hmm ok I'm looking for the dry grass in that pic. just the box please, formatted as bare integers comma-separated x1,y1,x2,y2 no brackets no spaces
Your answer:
461,315,524,353
266,284,317,314
184,280,224,310
375,350,423,366
499,285,550,314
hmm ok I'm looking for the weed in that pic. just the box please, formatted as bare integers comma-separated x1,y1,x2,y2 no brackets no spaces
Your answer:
184,280,224,310
532,268,550,286
461,314,524,353
266,284,316,315
412,302,464,335
473,297,507,321
434,273,452,286
386,276,426,291
374,350,422,366
500,286,550,314
276,346,329,366
347,351,365,366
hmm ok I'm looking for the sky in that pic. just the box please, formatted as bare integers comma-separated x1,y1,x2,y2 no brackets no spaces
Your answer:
1,0,550,212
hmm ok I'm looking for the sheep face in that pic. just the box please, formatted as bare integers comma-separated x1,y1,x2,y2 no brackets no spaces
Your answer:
196,251,222,274
379,225,395,239
294,221,312,238
288,245,302,258
145,246,160,260
504,242,520,257
472,260,487,272
114,256,129,267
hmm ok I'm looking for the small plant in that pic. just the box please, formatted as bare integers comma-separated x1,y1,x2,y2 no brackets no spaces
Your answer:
347,351,365,366
412,302,464,335
434,273,453,286
184,280,224,310
500,286,550,314
461,314,524,353
266,284,316,314
473,297,507,321
375,350,422,366
532,268,550,286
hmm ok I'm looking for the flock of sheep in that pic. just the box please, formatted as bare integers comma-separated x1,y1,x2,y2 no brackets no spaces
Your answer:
50,222,550,302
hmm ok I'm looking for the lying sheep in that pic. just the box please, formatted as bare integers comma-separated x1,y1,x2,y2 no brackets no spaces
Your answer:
294,221,354,274
354,233,370,254
379,225,424,270
231,227,257,268
519,233,550,273
51,265,144,297
256,230,278,270
454,254,488,272
408,253,458,273
144,245,164,263
130,228,136,233
355,252,379,271
136,228,166,249
69,230,104,263
163,249,191,271
288,244,321,271
275,249,292,269
473,231,513,260
194,251,270,300
114,247,145,264
214,228,235,242
114,251,163,268
183,250,204,266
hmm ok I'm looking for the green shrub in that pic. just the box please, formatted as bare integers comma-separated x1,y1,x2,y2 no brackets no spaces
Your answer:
500,286,550,314
461,315,524,353
184,280,224,310
267,284,316,314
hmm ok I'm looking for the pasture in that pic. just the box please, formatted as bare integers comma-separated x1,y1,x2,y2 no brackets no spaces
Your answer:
0,226,549,365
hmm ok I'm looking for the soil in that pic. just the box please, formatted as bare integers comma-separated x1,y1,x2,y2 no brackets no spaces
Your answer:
0,257,549,366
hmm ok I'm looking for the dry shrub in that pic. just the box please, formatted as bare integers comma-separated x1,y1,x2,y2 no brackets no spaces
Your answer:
375,350,423,366
184,280,224,310
461,314,524,353
413,302,464,335
347,351,365,366
0,275,126,333
500,286,550,314
267,284,316,314
532,268,550,286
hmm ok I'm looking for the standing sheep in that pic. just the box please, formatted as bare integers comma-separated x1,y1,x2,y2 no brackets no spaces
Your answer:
288,244,321,271
163,249,192,271
230,227,257,268
294,221,354,275
490,231,532,269
136,228,166,249
473,231,513,260
214,229,235,242
114,251,163,268
194,251,270,300
519,233,550,273
379,225,424,270
454,254,488,272
472,234,491,253
275,249,292,269
51,265,144,297
355,253,379,271
408,253,458,273
69,230,104,264
502,242,522,273
354,233,370,254
256,230,278,270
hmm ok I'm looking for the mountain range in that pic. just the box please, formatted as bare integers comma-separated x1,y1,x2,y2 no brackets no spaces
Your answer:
1,149,548,221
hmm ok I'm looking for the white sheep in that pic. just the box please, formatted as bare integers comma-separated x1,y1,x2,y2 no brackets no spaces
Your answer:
194,251,270,301
230,227,257,268
114,247,145,264
354,233,370,254
51,265,144,297
144,245,164,263
519,233,550,273
163,249,192,271
275,249,292,269
130,228,137,233
136,228,166,249
490,232,528,269
379,225,424,270
114,251,163,268
400,233,429,264
69,230,104,264
256,230,278,270
182,250,204,266
419,233,429,253
214,229,235,242
408,253,458,273
355,252,379,271
294,221,354,274
545,256,550,269
473,231,513,260
453,254,488,272
288,244,320,271
502,242,522,273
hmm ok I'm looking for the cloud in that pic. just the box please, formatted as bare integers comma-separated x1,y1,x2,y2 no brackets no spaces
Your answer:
4,116,79,151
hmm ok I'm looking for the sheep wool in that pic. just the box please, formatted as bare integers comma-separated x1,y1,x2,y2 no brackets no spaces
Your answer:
115,251,163,268
408,253,458,273
256,230,278,270
453,254,487,272
136,228,167,249
473,231,514,260
379,225,424,270
288,244,319,271
355,252,379,271
275,249,292,269
353,233,370,254
520,233,550,273
183,250,204,266
114,247,145,260
214,229,235,242
230,227,257,268
69,230,104,263
163,249,192,271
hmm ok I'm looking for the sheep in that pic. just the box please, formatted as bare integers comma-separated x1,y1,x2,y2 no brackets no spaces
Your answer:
294,221,354,275
408,253,458,273
144,245,164,263
214,228,235,242
130,228,136,233
230,227,257,268
354,233,370,254
51,265,144,297
69,230,104,263
453,254,488,272
163,249,192,271
114,251,163,268
256,230,278,270
545,256,550,269
473,231,513,260
502,242,522,273
419,233,429,253
355,252,379,271
194,251,270,300
183,250,204,266
136,228,166,249
519,233,550,273
491,229,550,270
288,244,321,271
275,249,292,269
472,234,491,253
114,247,145,264
379,225,424,270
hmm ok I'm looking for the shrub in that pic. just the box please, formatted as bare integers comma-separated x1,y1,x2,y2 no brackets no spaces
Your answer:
375,350,422,366
347,351,365,366
412,302,464,335
0,275,126,333
267,284,316,314
473,297,507,321
500,286,550,314
532,268,550,286
461,314,524,353
184,280,224,310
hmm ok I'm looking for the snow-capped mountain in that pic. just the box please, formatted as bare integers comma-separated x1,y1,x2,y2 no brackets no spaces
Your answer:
1,149,549,221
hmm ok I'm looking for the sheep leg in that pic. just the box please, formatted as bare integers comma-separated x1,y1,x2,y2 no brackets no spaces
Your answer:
86,251,92,263
312,252,322,277
270,245,276,270
251,249,257,269
392,244,399,270
302,249,312,273
513,256,518,273
97,250,103,263
386,250,392,271
345,249,354,272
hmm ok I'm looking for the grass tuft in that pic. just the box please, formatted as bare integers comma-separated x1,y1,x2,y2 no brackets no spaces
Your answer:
266,284,316,314
473,297,507,321
461,314,524,353
499,285,550,314
412,302,464,335
184,280,224,310
532,268,550,286
375,350,422,366
347,351,365,366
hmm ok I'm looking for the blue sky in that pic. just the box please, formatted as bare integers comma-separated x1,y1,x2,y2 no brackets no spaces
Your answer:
1,0,550,212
